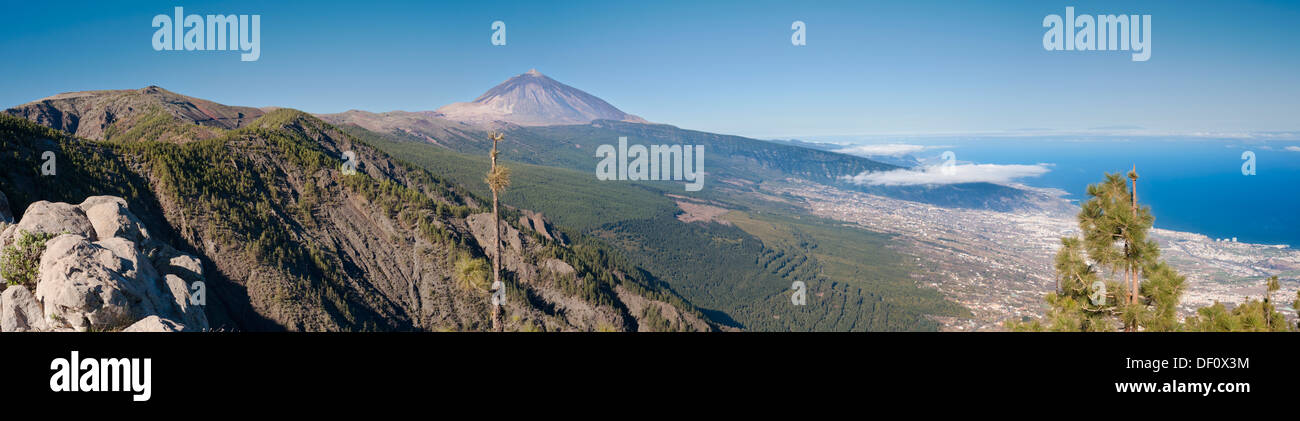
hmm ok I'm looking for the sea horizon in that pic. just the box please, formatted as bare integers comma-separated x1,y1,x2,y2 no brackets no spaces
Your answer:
792,135,1300,248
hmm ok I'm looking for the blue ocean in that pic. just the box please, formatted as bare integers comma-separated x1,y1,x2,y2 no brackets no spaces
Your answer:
852,136,1300,247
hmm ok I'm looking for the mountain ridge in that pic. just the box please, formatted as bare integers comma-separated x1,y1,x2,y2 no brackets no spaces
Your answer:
4,86,265,143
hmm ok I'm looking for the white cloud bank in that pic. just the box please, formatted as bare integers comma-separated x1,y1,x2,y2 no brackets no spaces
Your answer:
841,163,1052,186
1285,146,1300,152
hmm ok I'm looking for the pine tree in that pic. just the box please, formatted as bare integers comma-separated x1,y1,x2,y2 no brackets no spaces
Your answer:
485,131,511,332
1265,275,1280,330
1126,168,1140,308
1138,261,1185,331
1078,171,1168,330
1008,171,1183,331
1007,237,1119,331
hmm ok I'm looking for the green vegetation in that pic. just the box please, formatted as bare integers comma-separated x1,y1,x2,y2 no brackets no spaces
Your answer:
350,122,966,331
1,115,147,212
641,305,678,332
1,230,57,287
1185,301,1288,332
454,252,491,291
596,210,962,331
268,115,715,331
520,122,897,184
725,210,967,318
342,125,676,231
102,107,221,143
1186,275,1290,332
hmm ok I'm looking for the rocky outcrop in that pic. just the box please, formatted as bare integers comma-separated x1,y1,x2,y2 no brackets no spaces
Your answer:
81,196,150,244
462,211,703,331
614,285,711,332
0,195,208,332
14,201,95,240
37,235,167,330
162,255,204,284
518,209,567,245
1,286,49,332
123,315,183,332
541,258,575,276
163,274,208,331
0,224,13,254
466,212,530,282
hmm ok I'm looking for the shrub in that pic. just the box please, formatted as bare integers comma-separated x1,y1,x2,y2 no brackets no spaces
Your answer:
454,252,490,292
1,230,57,287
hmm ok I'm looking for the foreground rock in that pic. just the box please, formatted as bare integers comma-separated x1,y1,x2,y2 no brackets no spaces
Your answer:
0,195,208,332
36,235,171,330
14,200,96,240
163,274,208,331
123,315,184,332
0,224,14,249
1,286,49,332
81,196,151,244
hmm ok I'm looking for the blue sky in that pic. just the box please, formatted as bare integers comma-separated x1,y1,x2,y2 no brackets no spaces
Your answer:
2,0,1298,138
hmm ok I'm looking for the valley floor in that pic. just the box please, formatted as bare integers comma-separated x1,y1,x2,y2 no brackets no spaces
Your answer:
775,180,1300,331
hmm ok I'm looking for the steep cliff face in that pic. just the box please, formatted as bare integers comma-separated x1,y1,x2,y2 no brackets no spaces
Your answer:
0,89,713,332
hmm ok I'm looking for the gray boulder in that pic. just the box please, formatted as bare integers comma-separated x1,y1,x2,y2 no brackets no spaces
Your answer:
95,237,178,315
4,196,202,333
122,315,184,332
35,234,175,331
1,286,50,332
81,197,151,244
162,254,204,284
0,223,14,249
77,195,128,212
163,274,208,331
15,201,95,240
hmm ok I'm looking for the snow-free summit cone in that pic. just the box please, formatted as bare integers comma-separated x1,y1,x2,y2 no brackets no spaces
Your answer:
435,70,648,126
